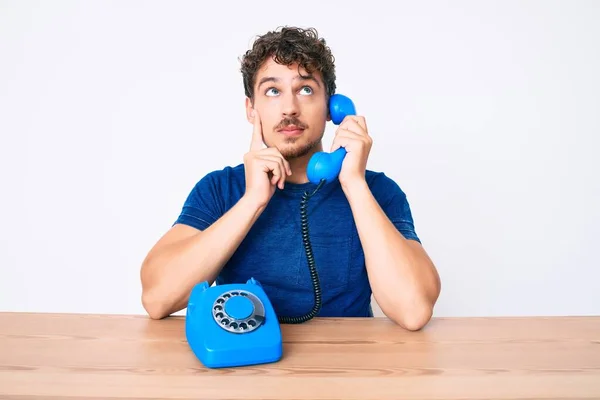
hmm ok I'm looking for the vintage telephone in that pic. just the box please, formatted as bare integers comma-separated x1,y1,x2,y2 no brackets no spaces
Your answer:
185,93,357,368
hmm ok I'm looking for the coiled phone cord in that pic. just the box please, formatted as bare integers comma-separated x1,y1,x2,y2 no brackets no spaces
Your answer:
278,179,326,324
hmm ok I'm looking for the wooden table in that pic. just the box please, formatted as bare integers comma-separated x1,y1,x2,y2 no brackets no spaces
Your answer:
0,313,599,399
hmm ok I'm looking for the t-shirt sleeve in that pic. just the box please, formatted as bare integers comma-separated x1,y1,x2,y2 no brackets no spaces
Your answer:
173,172,224,231
371,173,421,243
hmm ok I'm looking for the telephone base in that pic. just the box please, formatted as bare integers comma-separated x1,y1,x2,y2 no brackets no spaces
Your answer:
185,278,283,368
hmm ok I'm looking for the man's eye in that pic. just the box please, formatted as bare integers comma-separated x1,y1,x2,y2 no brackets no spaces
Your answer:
266,88,279,96
299,86,313,95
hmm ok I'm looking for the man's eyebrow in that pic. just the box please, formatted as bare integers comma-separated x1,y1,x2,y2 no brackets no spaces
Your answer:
298,74,321,87
257,76,278,89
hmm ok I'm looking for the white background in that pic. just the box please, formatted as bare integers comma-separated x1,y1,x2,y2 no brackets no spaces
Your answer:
1,1,598,318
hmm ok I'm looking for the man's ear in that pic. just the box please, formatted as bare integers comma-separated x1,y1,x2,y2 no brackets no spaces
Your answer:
245,97,254,124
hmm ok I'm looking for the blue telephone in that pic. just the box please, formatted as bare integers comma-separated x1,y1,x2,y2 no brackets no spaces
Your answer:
185,93,357,368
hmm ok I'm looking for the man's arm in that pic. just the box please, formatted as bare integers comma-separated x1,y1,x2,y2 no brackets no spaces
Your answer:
343,180,441,330
330,114,440,330
140,195,264,319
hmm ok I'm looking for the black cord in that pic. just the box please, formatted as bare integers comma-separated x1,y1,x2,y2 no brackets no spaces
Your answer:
278,179,326,324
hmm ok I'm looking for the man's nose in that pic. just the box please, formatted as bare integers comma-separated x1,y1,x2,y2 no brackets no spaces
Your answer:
281,92,299,117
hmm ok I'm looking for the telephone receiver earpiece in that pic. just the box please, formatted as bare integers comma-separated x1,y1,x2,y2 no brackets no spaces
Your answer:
306,93,356,184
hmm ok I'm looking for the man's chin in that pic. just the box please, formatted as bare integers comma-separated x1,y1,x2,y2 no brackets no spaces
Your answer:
274,134,323,160
279,142,319,160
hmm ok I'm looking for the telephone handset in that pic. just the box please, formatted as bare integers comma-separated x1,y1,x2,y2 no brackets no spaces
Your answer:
306,93,357,184
185,93,357,368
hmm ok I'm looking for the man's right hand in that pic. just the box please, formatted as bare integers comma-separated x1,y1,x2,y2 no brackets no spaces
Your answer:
243,109,291,209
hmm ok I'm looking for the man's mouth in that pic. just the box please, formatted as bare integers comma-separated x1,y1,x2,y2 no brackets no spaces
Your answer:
278,125,305,136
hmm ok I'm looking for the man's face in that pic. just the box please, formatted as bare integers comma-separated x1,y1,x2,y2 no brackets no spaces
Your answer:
246,57,330,160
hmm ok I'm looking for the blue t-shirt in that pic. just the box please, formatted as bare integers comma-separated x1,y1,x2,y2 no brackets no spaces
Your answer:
174,164,420,319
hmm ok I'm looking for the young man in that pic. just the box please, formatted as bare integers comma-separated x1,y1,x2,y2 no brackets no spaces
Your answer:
140,27,441,330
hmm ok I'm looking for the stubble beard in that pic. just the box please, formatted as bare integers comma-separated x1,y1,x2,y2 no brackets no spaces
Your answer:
278,131,324,160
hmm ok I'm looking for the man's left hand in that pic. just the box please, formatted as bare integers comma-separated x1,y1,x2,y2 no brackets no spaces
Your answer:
330,115,372,190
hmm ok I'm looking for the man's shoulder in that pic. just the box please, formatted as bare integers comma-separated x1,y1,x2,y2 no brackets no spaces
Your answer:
190,163,246,191
364,169,407,198
200,163,245,182
176,164,245,227
185,163,245,203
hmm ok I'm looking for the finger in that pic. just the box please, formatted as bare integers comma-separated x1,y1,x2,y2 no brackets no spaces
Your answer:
267,156,288,189
263,148,292,175
336,128,372,144
340,117,367,136
353,116,368,133
250,109,266,151
258,156,287,189
258,158,283,184
330,128,369,152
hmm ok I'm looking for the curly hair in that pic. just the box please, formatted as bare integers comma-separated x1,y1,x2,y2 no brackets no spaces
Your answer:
240,26,336,101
